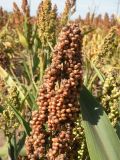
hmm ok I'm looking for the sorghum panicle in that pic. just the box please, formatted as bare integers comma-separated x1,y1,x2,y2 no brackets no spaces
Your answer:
96,26,119,74
37,0,57,47
73,117,90,160
101,73,120,126
0,87,21,137
26,23,83,160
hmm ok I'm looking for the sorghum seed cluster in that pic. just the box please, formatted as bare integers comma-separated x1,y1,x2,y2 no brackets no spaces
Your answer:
26,23,83,160
73,117,90,160
0,87,21,137
96,27,119,74
101,73,120,126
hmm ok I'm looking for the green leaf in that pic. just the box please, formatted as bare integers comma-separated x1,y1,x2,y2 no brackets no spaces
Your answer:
0,23,8,38
79,86,120,160
82,28,95,36
33,37,39,53
19,146,26,156
17,132,26,156
0,105,4,113
0,66,25,102
0,142,8,157
23,16,29,39
47,41,54,51
23,61,32,81
16,29,29,48
8,135,17,160
9,103,31,135
0,65,31,109
115,121,120,139
0,141,27,158
91,62,105,82
28,92,38,110
33,54,40,73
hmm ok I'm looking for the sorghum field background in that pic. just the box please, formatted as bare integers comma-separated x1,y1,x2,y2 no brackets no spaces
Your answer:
0,0,120,160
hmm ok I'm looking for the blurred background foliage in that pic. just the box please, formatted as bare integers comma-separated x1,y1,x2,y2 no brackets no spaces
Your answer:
0,0,120,159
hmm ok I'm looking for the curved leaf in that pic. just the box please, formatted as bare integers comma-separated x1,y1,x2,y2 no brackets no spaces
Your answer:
10,104,31,135
79,86,120,160
16,29,29,48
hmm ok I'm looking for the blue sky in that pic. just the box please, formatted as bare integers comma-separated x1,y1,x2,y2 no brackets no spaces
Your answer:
0,0,119,18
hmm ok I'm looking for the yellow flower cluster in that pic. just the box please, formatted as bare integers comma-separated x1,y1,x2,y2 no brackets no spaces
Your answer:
96,27,119,74
0,87,21,137
82,27,104,62
73,117,89,160
37,0,57,48
101,73,120,126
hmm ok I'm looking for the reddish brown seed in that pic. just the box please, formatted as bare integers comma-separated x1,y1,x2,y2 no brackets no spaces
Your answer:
41,139,45,144
52,138,59,142
25,24,82,159
66,108,71,113
54,119,59,124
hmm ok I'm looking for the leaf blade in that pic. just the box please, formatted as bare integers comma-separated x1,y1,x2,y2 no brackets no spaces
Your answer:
9,103,31,135
80,86,120,160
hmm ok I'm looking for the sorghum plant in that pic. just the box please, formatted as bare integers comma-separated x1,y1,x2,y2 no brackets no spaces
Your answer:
96,26,119,74
73,117,89,160
37,0,57,48
100,72,120,127
0,86,21,137
26,23,83,160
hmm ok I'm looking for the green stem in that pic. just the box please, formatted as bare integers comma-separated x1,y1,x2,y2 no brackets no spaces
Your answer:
8,137,15,160
40,51,45,84
88,73,97,90
0,143,27,158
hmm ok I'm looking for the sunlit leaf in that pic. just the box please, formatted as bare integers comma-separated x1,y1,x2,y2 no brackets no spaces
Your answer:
9,103,31,135
80,86,120,160
17,29,29,48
